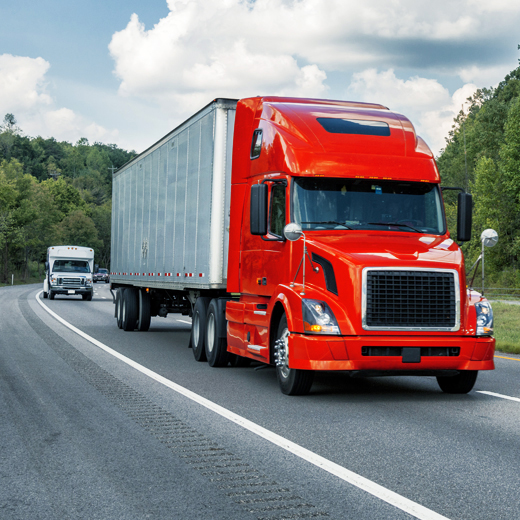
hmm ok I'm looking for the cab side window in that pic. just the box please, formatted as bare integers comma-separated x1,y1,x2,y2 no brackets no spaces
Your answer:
269,184,286,237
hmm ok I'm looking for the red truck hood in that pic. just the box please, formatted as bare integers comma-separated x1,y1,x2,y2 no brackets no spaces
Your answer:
306,232,462,269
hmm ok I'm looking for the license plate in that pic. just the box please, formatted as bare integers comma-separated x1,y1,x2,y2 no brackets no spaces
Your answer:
68,290,75,294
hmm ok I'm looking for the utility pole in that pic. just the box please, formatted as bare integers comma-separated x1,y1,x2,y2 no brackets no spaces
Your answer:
108,165,117,176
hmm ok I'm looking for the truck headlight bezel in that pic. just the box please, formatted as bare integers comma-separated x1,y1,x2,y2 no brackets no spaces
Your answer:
475,301,493,336
50,276,57,285
302,299,341,335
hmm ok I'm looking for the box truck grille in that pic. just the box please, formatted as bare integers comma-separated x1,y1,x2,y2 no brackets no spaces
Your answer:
363,269,459,330
59,277,83,285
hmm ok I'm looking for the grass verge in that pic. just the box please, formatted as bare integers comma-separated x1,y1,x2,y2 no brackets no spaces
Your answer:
491,301,520,355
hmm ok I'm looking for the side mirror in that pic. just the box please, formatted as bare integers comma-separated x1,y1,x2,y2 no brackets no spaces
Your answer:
45,261,49,272
95,264,99,273
250,184,268,235
457,192,472,242
284,223,303,242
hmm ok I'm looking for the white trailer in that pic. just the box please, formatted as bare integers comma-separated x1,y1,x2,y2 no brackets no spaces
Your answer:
43,245,95,300
110,98,237,333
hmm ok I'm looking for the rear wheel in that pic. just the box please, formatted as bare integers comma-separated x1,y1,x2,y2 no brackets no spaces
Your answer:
205,299,229,367
137,289,151,331
274,314,314,395
437,371,478,394
122,288,138,331
191,297,210,362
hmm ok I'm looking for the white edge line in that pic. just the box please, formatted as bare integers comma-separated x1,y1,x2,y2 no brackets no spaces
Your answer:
477,391,520,403
176,319,192,324
35,290,450,520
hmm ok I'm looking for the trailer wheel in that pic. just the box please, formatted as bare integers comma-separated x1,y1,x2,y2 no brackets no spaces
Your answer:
191,297,211,362
116,288,124,329
274,314,314,395
122,288,138,331
437,370,478,394
137,289,151,331
205,299,229,367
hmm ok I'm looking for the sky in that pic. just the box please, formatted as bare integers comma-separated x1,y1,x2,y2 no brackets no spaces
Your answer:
1,0,519,157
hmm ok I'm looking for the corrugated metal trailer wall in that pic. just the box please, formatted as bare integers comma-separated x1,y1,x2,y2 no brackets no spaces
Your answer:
111,99,237,291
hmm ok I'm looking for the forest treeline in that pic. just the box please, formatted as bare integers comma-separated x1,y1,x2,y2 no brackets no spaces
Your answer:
438,65,520,287
0,115,135,283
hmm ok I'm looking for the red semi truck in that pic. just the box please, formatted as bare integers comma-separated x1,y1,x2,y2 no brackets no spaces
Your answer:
110,97,495,395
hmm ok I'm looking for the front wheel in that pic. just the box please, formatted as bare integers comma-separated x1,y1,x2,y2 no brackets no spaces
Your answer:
437,370,478,394
49,290,55,300
274,314,314,395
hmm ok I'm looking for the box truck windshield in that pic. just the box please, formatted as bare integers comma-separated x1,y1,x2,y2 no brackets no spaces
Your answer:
53,260,91,273
292,178,445,234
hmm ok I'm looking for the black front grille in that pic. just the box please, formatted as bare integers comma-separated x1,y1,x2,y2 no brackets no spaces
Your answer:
365,270,457,329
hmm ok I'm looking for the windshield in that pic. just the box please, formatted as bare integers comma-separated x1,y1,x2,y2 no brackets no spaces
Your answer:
53,260,91,273
98,268,108,274
292,178,445,234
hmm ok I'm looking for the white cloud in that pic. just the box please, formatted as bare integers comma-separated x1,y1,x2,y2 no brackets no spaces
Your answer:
0,53,118,145
0,54,52,114
346,69,478,155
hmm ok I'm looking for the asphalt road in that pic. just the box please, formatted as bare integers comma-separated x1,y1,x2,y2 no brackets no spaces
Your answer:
1,283,520,519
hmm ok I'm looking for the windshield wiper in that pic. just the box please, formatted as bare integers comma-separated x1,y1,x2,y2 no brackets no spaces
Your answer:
302,221,353,230
367,222,421,233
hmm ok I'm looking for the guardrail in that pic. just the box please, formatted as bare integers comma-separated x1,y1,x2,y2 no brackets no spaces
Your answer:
481,288,520,300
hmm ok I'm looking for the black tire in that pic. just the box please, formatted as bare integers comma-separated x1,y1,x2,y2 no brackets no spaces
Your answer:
437,371,478,394
86,292,93,301
205,299,229,367
122,288,138,331
49,290,55,300
116,288,124,329
137,289,151,331
274,314,314,395
43,291,48,299
191,297,211,362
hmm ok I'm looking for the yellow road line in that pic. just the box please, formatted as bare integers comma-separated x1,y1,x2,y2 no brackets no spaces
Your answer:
495,355,520,361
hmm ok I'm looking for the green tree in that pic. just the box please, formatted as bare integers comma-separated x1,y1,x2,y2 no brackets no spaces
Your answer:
53,209,103,252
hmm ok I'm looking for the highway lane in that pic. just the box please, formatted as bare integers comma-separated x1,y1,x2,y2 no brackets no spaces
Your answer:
2,283,520,519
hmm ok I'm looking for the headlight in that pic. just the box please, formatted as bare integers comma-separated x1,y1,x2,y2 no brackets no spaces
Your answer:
86,277,93,285
475,301,493,336
50,276,57,285
302,299,341,335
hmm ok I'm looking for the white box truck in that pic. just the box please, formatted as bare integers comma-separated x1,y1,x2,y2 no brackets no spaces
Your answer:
43,245,95,300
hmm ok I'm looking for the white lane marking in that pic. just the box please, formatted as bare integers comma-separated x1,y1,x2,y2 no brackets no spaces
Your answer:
477,391,520,403
36,291,450,520
177,319,192,324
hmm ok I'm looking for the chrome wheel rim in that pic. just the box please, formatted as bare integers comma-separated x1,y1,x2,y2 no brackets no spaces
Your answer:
277,328,290,379
207,313,215,353
193,312,200,345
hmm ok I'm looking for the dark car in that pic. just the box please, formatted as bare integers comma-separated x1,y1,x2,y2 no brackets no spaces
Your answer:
93,268,110,283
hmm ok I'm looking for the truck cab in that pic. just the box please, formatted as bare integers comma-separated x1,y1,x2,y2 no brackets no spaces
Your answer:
43,246,95,301
225,97,495,394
